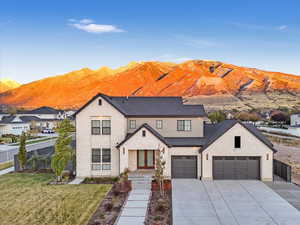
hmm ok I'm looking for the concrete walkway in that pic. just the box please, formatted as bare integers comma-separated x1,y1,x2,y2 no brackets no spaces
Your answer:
116,172,152,225
172,179,300,225
68,177,84,184
0,167,14,176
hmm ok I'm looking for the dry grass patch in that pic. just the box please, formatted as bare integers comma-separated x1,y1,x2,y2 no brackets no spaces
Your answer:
0,161,13,170
0,173,111,225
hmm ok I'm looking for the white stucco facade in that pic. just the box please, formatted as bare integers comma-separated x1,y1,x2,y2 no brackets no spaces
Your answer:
75,94,275,181
201,123,274,181
76,96,127,178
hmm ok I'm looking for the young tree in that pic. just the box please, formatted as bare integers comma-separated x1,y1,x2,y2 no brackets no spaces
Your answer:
208,111,226,123
154,146,166,197
18,132,27,171
51,119,74,182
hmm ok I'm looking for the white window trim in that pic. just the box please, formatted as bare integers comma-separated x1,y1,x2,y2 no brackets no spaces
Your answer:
129,120,136,129
91,148,111,171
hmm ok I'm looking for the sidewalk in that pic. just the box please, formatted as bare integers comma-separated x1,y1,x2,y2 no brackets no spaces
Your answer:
0,167,14,176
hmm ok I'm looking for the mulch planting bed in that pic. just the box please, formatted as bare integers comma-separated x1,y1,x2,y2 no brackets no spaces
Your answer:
83,177,119,184
145,190,172,225
87,183,129,225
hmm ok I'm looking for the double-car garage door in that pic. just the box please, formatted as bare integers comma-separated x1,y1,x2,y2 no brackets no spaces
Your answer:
171,155,261,180
213,156,260,180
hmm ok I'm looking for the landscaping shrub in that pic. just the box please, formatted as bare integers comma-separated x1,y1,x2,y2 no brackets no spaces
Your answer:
104,202,113,212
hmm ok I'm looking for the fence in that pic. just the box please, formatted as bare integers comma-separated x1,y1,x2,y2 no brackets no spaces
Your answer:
0,149,19,163
274,159,292,182
14,140,75,172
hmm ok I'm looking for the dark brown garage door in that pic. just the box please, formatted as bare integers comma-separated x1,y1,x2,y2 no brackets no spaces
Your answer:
213,156,260,180
171,156,197,178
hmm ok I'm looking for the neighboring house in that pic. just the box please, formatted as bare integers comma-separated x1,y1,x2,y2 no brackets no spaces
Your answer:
291,114,300,126
75,93,276,181
288,114,300,137
0,110,9,121
0,106,69,135
0,115,37,135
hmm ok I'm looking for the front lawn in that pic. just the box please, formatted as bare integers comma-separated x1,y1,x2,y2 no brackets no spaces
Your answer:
0,173,112,225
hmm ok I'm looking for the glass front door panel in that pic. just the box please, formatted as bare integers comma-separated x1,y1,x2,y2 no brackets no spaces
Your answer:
138,150,145,167
147,151,154,167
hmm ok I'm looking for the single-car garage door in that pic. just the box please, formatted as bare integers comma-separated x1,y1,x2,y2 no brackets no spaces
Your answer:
171,156,197,178
213,156,260,180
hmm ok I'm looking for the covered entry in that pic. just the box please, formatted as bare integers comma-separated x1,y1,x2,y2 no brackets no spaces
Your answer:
171,156,197,178
213,156,260,180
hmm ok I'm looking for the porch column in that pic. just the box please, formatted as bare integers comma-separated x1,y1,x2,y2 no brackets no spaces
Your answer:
119,146,129,173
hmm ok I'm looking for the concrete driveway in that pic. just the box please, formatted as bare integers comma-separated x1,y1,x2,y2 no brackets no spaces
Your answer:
172,179,300,225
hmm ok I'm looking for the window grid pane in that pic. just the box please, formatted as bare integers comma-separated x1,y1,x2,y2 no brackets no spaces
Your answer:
91,120,101,135
102,120,111,135
156,120,163,129
92,149,101,163
129,120,136,129
102,149,111,163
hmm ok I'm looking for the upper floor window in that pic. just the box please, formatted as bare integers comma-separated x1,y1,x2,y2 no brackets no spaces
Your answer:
156,120,163,129
102,120,111,135
234,136,241,148
91,120,101,135
129,120,136,129
177,120,192,131
91,120,111,135
142,130,146,137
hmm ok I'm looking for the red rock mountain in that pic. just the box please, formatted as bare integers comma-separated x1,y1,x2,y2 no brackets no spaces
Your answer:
0,79,20,93
0,60,299,109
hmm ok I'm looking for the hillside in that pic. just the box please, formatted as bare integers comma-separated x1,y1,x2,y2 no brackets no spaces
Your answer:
0,60,300,110
0,79,20,93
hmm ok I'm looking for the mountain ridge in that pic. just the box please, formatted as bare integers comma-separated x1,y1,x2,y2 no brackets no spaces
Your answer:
0,60,299,110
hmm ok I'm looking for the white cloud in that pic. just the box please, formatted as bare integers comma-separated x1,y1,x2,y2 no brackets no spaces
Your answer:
229,22,289,32
68,18,124,33
79,18,94,24
278,25,288,31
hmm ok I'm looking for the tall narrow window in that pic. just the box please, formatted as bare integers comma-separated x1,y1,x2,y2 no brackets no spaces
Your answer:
98,99,102,105
102,120,111,135
142,130,146,137
91,120,101,135
102,148,111,170
156,120,163,129
92,149,101,163
129,120,136,129
234,136,241,148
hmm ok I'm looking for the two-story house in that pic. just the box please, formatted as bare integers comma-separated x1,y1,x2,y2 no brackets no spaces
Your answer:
75,93,276,181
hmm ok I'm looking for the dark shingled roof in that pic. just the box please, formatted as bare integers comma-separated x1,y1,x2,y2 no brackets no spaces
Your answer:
164,137,207,147
74,93,206,117
200,120,276,152
0,115,41,124
21,106,61,115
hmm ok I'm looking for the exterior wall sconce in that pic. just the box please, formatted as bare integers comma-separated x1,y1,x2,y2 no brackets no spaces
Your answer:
266,154,269,160
123,148,125,155
206,154,208,160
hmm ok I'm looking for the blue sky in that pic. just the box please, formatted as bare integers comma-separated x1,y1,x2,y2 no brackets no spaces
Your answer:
1,0,300,84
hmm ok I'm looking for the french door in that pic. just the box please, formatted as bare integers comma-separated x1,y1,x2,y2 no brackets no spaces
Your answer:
137,150,155,169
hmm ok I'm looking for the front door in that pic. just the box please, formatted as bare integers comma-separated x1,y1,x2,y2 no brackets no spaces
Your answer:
137,150,155,169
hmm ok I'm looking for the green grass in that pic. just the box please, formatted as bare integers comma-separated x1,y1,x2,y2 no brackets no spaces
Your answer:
10,137,57,146
0,161,13,170
0,173,112,225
